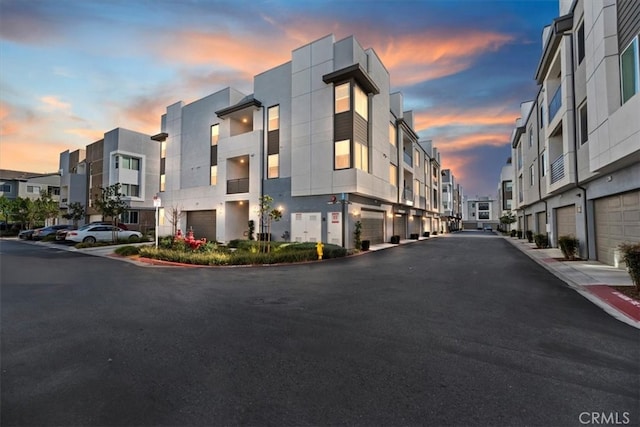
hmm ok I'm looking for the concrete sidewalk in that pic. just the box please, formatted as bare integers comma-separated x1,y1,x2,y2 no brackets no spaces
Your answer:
503,235,640,329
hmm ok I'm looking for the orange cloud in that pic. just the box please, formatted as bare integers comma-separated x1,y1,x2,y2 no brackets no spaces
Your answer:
435,132,511,151
413,107,518,132
65,128,104,140
440,154,477,184
40,95,72,112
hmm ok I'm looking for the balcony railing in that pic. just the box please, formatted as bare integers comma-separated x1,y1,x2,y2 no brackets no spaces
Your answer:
550,155,565,184
403,151,413,167
227,178,249,194
548,86,562,123
402,188,413,201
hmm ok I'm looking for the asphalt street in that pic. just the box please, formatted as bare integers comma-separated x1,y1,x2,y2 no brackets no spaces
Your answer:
1,232,639,426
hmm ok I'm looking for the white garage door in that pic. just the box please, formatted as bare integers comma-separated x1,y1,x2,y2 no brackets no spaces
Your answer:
360,210,384,244
595,190,640,266
187,210,216,242
556,205,576,239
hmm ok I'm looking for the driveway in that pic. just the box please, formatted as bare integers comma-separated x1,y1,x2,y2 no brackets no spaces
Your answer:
1,233,638,426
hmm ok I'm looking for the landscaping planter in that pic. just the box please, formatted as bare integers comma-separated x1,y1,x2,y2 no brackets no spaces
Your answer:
410,233,419,240
361,240,370,251
423,232,430,238
390,235,400,244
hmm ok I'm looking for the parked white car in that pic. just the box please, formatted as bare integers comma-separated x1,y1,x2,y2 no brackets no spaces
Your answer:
65,225,142,243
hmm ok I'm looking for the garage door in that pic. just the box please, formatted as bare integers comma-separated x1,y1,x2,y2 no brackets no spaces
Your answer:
187,210,216,242
536,212,546,234
526,214,534,232
360,210,384,244
393,214,407,239
411,215,422,235
556,205,575,238
595,190,640,266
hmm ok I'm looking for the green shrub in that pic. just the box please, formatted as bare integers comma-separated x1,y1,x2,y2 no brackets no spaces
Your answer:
619,242,640,292
558,235,579,260
510,229,517,237
525,230,533,243
115,245,140,256
516,230,523,239
534,233,549,249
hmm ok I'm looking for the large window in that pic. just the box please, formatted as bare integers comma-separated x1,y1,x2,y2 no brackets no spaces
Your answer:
540,151,548,177
528,127,533,148
389,164,397,186
579,102,588,144
116,155,140,171
414,149,420,168
0,184,11,192
27,185,41,194
121,184,140,197
211,124,219,146
576,21,585,65
121,211,139,224
268,105,279,131
210,165,217,186
268,154,279,179
161,140,166,158
160,174,166,192
389,123,396,146
354,141,368,172
354,84,368,120
621,36,639,104
529,164,535,186
335,83,350,113
334,139,350,169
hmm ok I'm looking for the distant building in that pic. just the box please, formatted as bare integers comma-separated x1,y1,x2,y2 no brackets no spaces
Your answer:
508,0,639,266
0,169,60,202
441,169,462,231
463,196,500,229
497,157,515,231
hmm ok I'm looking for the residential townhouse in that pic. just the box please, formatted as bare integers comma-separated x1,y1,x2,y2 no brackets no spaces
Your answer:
497,157,515,231
0,169,60,202
154,34,444,247
441,169,463,232
58,128,160,231
511,0,639,266
463,195,500,230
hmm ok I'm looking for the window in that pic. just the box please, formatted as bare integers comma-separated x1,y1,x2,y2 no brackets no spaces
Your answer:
354,84,368,120
540,151,547,177
49,187,60,196
621,37,639,104
335,82,350,113
517,143,523,170
121,211,139,224
0,184,11,192
528,127,533,147
576,21,585,65
334,139,350,169
414,149,420,167
389,164,397,186
478,202,489,211
579,102,588,144
158,208,165,226
161,140,166,158
268,105,279,131
121,184,140,197
160,174,166,191
539,105,544,129
116,155,140,170
478,212,490,220
389,123,396,146
27,185,41,193
472,203,475,208
529,164,535,186
211,124,219,146
210,165,217,186
268,154,279,178
354,141,368,172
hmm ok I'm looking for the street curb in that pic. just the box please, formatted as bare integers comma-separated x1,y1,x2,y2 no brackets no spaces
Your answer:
502,236,640,330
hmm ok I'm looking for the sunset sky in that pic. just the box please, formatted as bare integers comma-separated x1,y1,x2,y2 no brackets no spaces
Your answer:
0,0,559,197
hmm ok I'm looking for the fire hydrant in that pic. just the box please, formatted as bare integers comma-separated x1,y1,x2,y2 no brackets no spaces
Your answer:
316,242,324,260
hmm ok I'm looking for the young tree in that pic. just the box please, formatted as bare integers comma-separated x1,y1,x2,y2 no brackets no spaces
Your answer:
35,190,59,226
0,196,12,226
62,202,86,227
13,197,37,230
257,194,282,253
165,205,182,236
499,211,517,232
93,183,128,242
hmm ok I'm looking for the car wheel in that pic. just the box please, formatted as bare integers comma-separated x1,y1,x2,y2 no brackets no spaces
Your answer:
83,236,96,243
128,235,140,242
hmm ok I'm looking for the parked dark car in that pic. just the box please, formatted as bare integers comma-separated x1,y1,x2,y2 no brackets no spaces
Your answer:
32,225,75,240
18,229,37,240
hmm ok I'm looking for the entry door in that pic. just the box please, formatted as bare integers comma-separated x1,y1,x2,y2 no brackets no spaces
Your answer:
327,212,342,246
291,212,322,242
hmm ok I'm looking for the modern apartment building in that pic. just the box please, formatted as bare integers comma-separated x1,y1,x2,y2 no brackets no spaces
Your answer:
154,34,444,247
463,196,500,229
441,169,463,231
59,128,159,231
0,169,60,202
497,157,515,231
510,0,639,266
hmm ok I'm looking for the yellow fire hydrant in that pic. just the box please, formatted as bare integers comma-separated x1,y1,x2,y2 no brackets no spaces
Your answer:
316,241,324,260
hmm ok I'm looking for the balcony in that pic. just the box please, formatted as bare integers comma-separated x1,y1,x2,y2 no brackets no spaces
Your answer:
402,188,413,205
403,151,413,167
548,86,562,123
550,155,565,184
227,178,249,194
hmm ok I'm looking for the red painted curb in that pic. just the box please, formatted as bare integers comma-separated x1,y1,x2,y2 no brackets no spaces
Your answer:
585,285,640,322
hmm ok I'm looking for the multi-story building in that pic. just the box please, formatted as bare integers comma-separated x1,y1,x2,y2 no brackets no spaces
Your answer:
497,157,515,231
441,169,462,231
154,34,444,247
0,169,60,202
463,196,500,229
510,0,639,266
60,127,160,232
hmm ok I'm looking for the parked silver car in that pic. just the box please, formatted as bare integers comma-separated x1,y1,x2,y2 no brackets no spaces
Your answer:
65,225,142,243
